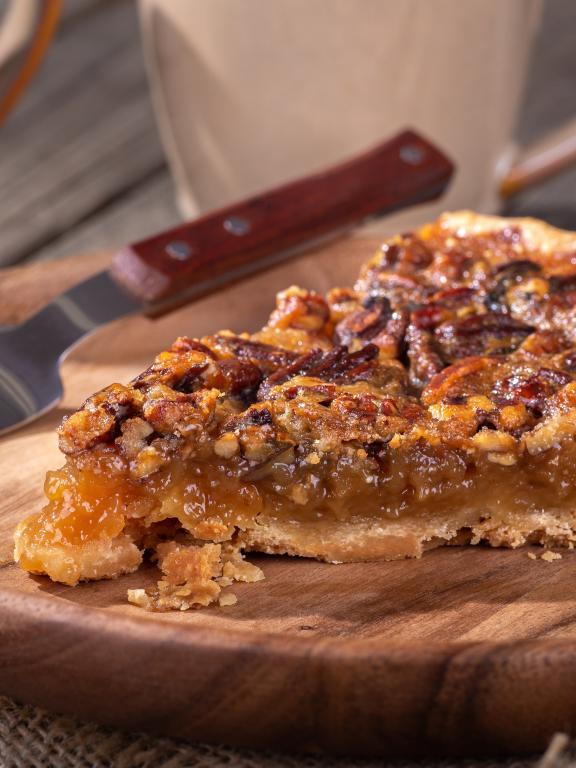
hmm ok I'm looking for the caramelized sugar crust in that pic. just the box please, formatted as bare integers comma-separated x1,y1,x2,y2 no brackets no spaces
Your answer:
14,212,576,609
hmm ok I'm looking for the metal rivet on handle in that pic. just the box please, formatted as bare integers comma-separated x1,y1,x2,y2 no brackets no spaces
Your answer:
399,144,425,165
166,240,193,260
223,216,251,236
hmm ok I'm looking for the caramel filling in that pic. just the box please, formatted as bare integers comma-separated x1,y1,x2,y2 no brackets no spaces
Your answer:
17,435,576,584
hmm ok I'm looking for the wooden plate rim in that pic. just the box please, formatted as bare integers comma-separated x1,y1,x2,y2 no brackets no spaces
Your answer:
4,583,576,759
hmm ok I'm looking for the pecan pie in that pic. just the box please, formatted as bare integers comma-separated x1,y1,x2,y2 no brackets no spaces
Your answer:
14,212,576,610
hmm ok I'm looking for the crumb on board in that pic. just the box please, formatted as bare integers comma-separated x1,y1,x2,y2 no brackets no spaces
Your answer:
127,542,264,611
541,550,562,562
527,550,562,562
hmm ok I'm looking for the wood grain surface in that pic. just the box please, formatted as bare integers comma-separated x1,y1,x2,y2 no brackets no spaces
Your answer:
0,0,179,267
1,239,576,759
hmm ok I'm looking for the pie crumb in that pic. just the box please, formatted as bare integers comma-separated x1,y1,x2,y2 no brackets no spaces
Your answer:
540,550,562,562
527,552,537,560
127,588,149,607
219,591,238,607
127,542,264,611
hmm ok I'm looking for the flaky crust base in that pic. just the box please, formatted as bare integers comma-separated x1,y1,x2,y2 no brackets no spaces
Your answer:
435,211,576,256
242,509,576,563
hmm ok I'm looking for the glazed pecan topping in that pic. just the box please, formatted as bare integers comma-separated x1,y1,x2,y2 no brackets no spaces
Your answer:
550,274,576,295
266,287,330,333
435,313,534,362
377,235,433,271
131,349,210,391
334,296,393,346
207,334,299,374
356,271,429,307
59,384,144,454
56,213,576,466
258,345,380,399
326,287,361,323
170,336,217,358
405,323,444,389
560,349,576,371
484,260,542,313
493,367,573,417
202,359,262,397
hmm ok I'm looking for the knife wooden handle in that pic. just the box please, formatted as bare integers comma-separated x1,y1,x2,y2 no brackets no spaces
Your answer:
110,130,454,308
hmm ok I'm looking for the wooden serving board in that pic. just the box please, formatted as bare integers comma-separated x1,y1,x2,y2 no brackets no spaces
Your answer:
2,238,576,759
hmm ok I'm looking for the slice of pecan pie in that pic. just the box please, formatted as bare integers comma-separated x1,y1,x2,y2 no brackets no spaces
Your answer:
15,212,576,610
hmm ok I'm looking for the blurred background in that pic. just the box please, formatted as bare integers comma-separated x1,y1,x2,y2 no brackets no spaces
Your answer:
0,0,574,267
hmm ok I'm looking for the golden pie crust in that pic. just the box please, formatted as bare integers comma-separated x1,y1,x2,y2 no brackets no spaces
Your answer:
14,212,576,609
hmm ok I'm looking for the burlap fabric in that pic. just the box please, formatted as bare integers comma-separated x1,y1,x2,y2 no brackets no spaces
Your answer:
0,696,557,768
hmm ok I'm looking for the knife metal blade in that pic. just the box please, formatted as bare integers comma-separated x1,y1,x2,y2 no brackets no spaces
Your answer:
0,272,139,432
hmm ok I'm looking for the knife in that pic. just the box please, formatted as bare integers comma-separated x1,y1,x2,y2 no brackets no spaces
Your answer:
0,130,453,435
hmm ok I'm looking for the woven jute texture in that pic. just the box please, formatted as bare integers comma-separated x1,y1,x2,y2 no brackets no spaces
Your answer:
0,696,554,768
